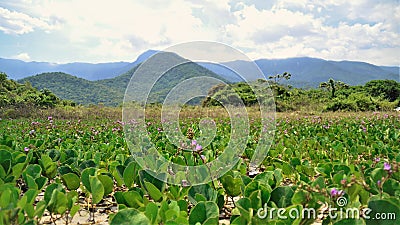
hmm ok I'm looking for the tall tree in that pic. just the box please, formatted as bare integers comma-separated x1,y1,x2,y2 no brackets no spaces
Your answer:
319,78,349,98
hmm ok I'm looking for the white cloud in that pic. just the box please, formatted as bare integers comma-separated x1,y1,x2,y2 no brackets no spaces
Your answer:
13,52,31,61
25,0,217,60
222,1,399,65
0,7,53,34
0,0,398,65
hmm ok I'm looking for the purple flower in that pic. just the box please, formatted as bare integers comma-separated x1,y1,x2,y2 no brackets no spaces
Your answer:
195,144,202,151
24,147,29,152
284,129,288,134
377,180,381,187
361,125,366,133
47,116,52,120
330,188,339,197
374,157,380,162
191,140,197,146
200,155,206,161
157,127,162,132
330,188,344,197
29,130,35,135
384,162,391,171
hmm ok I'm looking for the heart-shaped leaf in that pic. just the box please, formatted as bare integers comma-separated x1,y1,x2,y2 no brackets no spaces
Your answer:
189,201,219,225
110,208,150,225
61,173,80,190
89,175,104,204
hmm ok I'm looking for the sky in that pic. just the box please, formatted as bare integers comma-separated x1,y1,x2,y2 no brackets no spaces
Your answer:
0,0,399,66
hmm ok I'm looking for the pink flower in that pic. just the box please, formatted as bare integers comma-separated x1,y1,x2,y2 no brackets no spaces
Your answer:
24,147,29,152
195,144,202,151
47,116,52,120
384,162,391,171
191,140,197,146
330,188,344,197
330,188,338,197
200,155,206,161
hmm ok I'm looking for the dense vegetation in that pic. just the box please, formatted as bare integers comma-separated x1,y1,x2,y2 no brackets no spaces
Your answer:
203,79,400,112
19,72,122,106
0,72,74,118
0,110,398,224
18,68,400,113
1,66,399,224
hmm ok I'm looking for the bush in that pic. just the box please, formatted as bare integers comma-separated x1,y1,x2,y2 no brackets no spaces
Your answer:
325,98,358,111
365,80,400,102
325,93,382,111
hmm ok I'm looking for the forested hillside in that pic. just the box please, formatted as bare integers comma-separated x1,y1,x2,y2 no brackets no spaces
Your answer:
0,72,73,118
20,72,122,106
20,53,227,105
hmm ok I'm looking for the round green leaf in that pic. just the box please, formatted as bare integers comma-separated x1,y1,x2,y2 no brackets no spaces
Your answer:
110,208,150,225
189,201,219,225
61,173,80,190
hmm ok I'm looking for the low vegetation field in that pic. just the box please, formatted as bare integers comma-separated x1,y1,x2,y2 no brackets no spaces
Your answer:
0,107,399,224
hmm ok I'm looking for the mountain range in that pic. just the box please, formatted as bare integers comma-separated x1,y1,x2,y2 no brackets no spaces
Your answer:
2,51,398,86
1,49,398,105
0,50,158,81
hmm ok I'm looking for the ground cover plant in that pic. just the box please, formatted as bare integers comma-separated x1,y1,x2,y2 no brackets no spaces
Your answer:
0,108,399,225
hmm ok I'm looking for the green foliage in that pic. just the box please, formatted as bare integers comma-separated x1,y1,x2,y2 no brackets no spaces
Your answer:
203,78,399,112
0,109,398,224
189,201,219,225
110,208,150,225
320,78,349,98
325,92,397,112
20,59,226,106
0,72,65,109
365,80,400,102
19,72,120,106
268,72,292,83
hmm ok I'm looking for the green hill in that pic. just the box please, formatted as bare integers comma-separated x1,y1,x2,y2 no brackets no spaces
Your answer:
20,72,121,106
19,53,227,106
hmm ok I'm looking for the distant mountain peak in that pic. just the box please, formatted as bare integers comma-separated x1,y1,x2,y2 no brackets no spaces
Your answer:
135,49,159,63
